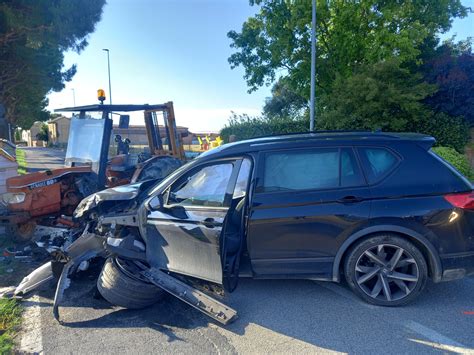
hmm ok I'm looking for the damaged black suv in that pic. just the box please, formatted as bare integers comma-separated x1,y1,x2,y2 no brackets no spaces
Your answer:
10,132,474,323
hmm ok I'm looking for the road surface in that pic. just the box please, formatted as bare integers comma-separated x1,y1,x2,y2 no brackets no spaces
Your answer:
20,147,65,172
18,273,474,354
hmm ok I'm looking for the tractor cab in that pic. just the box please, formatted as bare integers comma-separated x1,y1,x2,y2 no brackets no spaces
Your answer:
56,102,186,188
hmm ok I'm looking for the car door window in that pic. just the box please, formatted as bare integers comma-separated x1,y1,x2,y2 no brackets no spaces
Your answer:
168,163,233,207
262,148,364,192
233,158,252,198
263,148,339,192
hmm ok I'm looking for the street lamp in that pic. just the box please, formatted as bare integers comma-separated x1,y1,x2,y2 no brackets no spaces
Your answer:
71,88,76,106
309,0,317,131
102,48,112,105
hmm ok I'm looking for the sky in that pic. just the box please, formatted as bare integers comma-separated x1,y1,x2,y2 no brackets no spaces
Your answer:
47,0,474,133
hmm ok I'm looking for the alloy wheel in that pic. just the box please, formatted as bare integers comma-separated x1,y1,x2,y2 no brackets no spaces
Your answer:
355,244,419,302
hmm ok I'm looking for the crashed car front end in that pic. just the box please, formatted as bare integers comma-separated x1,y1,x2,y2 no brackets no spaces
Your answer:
3,173,238,325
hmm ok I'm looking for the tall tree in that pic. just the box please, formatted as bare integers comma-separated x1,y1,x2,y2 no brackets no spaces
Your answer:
0,0,106,133
228,0,468,100
423,39,474,126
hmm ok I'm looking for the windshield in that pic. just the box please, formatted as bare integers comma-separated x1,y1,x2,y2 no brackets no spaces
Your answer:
65,117,106,173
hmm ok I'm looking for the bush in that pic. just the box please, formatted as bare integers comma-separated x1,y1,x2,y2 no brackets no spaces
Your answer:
415,113,469,153
220,113,309,142
432,146,474,181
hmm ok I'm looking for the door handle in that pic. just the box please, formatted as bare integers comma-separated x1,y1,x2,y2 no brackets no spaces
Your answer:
338,196,363,204
202,218,215,228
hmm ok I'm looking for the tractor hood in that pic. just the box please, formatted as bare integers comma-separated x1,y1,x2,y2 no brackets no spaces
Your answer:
74,181,152,218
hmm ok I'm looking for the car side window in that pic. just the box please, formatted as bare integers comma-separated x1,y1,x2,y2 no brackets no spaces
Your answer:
358,147,399,184
167,163,233,207
261,148,364,192
233,158,252,199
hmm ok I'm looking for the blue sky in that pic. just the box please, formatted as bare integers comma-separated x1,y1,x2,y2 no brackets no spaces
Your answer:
47,0,474,132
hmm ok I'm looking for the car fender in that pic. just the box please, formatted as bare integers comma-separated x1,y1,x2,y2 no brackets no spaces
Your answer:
332,224,442,283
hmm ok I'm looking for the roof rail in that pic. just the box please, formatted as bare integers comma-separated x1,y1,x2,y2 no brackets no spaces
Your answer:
251,129,378,140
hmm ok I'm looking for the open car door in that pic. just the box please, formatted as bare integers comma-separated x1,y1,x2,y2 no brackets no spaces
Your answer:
144,157,252,286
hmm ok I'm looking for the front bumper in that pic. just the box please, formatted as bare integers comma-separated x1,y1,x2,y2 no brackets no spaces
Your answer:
440,252,474,281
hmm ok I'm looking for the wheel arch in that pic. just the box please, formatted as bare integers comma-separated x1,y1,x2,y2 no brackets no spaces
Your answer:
332,225,442,283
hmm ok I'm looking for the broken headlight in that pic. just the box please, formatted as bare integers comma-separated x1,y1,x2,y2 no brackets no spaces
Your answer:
2,192,26,205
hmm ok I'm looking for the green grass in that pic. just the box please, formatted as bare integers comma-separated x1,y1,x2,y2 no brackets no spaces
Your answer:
0,299,22,354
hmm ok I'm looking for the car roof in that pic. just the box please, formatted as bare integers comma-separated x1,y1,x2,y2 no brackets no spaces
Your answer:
199,131,435,159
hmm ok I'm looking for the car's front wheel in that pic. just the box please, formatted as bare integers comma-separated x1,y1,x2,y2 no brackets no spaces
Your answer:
344,234,428,306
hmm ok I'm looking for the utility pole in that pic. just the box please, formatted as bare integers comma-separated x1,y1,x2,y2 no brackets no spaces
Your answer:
102,49,112,104
309,0,317,131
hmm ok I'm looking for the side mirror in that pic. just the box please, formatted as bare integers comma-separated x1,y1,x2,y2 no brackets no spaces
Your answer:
149,194,164,210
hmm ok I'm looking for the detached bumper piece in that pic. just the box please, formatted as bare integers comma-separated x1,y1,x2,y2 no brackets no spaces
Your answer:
142,268,237,325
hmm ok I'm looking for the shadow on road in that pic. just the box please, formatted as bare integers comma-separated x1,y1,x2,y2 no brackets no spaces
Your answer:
33,271,474,352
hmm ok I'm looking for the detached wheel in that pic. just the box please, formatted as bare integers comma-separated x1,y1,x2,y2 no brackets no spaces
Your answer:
344,235,428,306
8,221,37,243
97,258,164,309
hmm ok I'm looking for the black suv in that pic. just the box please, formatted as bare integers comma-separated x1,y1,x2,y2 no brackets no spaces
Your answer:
12,131,474,317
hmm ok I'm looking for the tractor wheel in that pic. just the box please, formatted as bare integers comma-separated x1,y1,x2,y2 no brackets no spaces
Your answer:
133,156,182,183
7,221,37,243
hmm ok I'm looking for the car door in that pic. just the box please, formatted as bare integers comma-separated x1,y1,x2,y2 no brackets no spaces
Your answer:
247,146,372,279
144,158,246,284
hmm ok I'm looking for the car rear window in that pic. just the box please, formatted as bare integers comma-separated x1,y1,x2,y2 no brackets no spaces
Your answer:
357,147,399,184
262,147,364,192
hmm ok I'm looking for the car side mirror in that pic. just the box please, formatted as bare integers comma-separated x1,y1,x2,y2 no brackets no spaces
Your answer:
149,194,164,211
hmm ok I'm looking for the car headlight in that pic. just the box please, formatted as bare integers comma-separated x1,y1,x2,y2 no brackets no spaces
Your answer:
2,192,26,205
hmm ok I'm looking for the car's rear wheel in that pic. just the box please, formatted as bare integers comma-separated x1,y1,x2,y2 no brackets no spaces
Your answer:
97,257,164,309
344,234,428,306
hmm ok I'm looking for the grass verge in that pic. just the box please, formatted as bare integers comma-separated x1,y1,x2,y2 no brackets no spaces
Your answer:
0,298,22,354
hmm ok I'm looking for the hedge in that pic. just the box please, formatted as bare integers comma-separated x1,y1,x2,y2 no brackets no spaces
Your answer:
432,146,474,181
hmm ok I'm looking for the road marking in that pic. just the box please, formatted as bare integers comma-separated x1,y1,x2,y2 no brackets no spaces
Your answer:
19,295,44,354
405,321,473,354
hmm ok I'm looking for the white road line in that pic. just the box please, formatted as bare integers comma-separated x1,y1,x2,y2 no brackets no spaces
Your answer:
405,321,474,354
19,295,44,354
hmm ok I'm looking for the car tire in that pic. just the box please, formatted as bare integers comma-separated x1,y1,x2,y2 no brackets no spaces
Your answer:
97,257,164,309
344,234,428,306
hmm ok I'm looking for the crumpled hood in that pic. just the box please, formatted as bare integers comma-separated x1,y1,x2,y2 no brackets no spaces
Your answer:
74,182,146,218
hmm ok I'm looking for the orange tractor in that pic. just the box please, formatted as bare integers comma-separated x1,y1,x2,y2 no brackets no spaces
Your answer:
0,101,185,241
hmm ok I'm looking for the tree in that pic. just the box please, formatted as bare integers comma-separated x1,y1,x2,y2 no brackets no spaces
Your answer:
318,59,436,131
0,0,105,132
35,123,49,142
263,79,307,118
228,0,468,99
423,39,474,126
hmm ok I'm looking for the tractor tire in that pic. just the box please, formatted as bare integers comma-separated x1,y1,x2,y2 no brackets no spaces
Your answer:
7,221,37,243
133,156,182,183
97,257,164,309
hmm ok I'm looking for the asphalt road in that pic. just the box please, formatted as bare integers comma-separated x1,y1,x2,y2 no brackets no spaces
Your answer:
20,147,66,172
18,271,474,354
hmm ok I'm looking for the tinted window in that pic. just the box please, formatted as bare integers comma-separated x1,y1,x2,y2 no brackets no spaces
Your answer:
233,158,252,198
168,163,233,207
358,147,398,184
262,148,364,192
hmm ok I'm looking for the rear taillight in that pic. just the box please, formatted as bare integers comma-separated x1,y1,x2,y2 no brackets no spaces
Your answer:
444,191,474,210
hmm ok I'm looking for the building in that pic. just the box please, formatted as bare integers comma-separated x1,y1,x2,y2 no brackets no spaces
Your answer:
47,116,71,147
22,121,45,147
